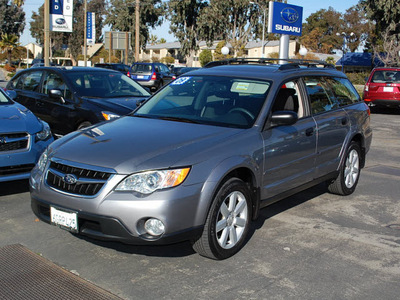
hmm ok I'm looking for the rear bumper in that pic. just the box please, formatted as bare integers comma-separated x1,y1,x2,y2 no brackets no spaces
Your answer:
364,99,400,108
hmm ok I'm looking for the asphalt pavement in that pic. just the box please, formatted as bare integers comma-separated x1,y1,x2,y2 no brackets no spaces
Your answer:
1,100,399,299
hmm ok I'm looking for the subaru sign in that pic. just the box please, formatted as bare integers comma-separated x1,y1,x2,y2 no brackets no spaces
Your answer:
50,0,73,32
268,2,303,36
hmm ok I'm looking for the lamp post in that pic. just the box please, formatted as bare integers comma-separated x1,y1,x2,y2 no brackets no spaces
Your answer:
299,47,307,59
250,1,266,58
336,32,355,73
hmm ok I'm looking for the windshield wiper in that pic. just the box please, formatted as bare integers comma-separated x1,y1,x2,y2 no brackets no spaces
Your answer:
158,116,200,124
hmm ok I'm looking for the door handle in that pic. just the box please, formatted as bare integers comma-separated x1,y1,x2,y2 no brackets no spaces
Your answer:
305,128,314,136
341,117,348,125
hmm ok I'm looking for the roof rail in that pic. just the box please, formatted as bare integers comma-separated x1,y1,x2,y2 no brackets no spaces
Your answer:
204,58,335,69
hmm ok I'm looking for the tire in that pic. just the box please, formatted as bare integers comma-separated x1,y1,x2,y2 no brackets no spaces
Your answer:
77,121,92,130
192,178,252,260
328,141,361,195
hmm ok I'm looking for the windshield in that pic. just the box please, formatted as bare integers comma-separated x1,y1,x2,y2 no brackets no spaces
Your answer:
64,71,150,98
0,89,12,105
134,76,270,129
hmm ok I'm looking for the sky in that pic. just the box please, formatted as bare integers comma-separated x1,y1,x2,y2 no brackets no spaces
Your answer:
20,0,360,46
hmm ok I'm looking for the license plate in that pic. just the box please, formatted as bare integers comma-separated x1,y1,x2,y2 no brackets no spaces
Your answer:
383,87,393,92
137,75,144,79
50,206,78,232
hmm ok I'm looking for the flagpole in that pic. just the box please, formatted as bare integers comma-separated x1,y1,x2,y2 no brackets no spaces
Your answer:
84,0,87,66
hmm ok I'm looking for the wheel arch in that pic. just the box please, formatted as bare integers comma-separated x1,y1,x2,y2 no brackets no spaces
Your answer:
196,157,261,227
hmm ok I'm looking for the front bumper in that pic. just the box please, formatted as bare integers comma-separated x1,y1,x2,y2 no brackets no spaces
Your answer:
31,197,203,245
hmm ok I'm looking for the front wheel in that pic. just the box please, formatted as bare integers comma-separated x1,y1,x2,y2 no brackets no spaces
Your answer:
328,141,361,195
192,178,252,260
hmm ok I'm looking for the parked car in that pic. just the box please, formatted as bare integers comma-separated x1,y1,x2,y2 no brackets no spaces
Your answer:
0,88,53,182
363,67,400,109
30,59,372,260
94,63,130,75
128,62,175,92
6,67,150,137
173,67,200,77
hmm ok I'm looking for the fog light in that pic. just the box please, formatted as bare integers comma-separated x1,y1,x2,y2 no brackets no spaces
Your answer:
144,218,165,236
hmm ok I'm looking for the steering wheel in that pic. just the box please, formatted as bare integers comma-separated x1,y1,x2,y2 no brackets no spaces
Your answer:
228,107,255,120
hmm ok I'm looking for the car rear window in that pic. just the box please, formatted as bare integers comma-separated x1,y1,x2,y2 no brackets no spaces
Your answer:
131,64,152,74
371,70,400,83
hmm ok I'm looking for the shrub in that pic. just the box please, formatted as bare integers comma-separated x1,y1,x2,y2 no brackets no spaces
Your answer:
4,64,16,72
199,49,213,67
345,72,370,85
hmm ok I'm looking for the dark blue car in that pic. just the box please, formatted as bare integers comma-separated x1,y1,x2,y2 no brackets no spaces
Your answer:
0,89,53,182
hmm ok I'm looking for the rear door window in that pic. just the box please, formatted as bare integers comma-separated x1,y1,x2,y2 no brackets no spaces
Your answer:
304,77,338,114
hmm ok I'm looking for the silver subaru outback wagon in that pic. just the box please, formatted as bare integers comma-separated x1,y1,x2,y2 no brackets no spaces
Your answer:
30,59,372,260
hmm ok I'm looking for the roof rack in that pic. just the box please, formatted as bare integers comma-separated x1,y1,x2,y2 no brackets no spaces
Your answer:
204,58,335,70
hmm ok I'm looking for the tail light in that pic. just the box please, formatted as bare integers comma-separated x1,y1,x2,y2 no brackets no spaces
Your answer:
172,75,176,80
127,71,130,77
364,84,369,92
151,72,157,80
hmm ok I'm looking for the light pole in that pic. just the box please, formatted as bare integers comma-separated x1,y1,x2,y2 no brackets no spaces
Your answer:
299,47,307,59
336,32,355,72
250,1,266,58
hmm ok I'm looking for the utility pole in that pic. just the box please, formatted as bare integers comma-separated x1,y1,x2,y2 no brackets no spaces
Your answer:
44,0,50,66
135,0,139,62
83,0,87,66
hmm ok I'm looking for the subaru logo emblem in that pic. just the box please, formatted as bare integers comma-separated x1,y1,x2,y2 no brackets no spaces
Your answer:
55,18,66,25
63,174,77,185
0,137,6,144
281,7,299,23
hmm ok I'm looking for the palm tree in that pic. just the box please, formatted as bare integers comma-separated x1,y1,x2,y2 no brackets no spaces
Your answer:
13,0,24,7
0,33,19,65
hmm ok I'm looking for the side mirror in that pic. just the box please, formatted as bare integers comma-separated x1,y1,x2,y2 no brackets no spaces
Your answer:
5,90,17,100
49,89,65,104
270,111,298,127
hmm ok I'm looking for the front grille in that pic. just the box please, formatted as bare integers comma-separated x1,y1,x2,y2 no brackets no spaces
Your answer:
0,164,35,176
46,161,112,196
0,133,29,152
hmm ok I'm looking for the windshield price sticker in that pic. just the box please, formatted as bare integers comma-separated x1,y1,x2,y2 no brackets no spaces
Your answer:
171,77,191,85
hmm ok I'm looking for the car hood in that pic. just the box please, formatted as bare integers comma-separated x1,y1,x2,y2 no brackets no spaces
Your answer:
84,96,148,113
51,116,242,174
0,102,42,134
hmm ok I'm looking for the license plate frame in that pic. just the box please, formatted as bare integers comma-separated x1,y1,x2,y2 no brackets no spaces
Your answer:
137,75,145,79
50,206,78,232
383,86,394,92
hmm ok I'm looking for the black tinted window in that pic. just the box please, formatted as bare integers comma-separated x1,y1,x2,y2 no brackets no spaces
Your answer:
16,71,42,92
304,77,338,114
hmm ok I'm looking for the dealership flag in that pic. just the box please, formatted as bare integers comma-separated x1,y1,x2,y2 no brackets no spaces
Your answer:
87,12,95,45
50,0,73,32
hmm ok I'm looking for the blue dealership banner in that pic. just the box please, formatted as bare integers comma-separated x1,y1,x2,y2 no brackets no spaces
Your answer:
268,1,303,36
50,0,73,32
87,12,95,45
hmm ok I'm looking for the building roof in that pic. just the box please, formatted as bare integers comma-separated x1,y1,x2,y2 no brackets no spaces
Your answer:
336,52,383,67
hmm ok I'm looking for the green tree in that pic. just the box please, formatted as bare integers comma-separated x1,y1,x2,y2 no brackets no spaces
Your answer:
198,0,264,56
149,34,158,45
199,49,212,66
0,0,25,37
0,33,19,64
343,5,374,52
301,7,344,53
158,38,166,44
361,0,400,38
106,0,163,51
168,0,208,60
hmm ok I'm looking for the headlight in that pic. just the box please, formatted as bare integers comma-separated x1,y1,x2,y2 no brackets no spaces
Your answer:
102,111,120,121
36,121,52,141
115,168,190,194
37,148,49,172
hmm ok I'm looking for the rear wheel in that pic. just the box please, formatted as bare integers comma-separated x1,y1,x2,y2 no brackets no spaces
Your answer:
192,178,252,260
328,141,361,195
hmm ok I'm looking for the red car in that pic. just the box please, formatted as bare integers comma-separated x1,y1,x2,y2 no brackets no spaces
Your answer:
363,67,400,109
